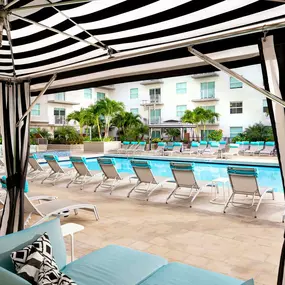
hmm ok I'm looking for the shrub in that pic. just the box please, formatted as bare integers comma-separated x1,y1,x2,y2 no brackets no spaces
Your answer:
151,138,161,143
208,129,223,142
232,133,248,143
51,126,83,144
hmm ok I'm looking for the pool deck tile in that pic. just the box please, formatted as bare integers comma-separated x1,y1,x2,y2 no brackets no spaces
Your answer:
22,176,285,285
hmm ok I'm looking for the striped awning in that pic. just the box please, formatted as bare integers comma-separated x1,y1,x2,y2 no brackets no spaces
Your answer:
0,0,284,95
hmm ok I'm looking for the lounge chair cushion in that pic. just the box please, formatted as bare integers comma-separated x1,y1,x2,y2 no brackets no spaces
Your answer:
62,245,167,285
0,218,66,273
0,267,31,285
139,262,243,285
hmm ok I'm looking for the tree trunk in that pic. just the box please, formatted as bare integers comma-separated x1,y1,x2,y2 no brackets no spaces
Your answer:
96,117,101,140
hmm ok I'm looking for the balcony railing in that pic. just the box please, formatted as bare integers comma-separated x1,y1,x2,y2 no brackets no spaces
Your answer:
54,115,66,125
149,117,162,124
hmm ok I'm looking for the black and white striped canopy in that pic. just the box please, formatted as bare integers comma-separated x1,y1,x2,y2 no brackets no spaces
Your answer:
0,0,284,95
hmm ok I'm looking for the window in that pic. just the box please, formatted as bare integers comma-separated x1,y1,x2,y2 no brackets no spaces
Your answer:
97,92,105,100
84,88,92,99
130,108,139,115
176,82,187,94
55,92,65,101
54,108,66,124
202,106,216,123
31,103,40,116
130,88,138,99
263,99,268,113
149,88,161,103
230,101,243,114
150,109,161,124
176,105,187,118
230,127,243,138
201,130,213,140
200,82,215,99
151,130,161,139
230,77,243,89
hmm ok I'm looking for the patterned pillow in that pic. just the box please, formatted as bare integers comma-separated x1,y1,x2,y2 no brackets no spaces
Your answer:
16,246,44,285
11,232,76,285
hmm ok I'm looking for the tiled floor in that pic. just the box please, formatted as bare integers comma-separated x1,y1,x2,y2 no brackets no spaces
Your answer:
28,175,285,285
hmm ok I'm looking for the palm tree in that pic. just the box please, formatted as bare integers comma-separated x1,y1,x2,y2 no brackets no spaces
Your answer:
200,108,220,139
112,111,142,136
85,104,103,140
181,109,202,138
96,98,124,138
165,128,180,141
67,108,88,134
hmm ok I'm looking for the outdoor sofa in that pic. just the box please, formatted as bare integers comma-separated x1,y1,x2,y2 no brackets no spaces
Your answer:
0,218,254,285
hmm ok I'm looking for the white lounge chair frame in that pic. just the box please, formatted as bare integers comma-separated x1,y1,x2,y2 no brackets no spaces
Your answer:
41,155,73,185
127,160,169,201
27,154,50,181
66,156,102,190
222,144,239,159
117,142,130,154
95,158,132,194
259,143,275,156
244,143,260,156
166,162,203,207
224,167,274,218
148,143,165,156
24,194,99,227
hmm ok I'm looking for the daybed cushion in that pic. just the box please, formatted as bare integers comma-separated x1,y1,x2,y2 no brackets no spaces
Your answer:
139,262,244,285
62,245,167,285
0,218,66,273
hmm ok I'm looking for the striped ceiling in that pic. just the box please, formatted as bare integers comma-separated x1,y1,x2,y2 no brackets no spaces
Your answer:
0,0,284,95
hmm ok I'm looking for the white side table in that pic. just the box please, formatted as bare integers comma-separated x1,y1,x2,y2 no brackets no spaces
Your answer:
61,223,84,261
210,177,230,205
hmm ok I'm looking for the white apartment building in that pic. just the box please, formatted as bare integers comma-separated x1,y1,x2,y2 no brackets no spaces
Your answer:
30,64,270,140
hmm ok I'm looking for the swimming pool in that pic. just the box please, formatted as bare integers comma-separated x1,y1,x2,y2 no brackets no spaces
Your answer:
59,157,283,193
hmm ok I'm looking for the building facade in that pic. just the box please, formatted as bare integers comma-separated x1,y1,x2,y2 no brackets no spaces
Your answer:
30,64,270,140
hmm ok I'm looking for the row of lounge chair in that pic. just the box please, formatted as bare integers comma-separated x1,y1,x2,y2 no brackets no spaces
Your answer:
117,141,276,158
27,154,274,217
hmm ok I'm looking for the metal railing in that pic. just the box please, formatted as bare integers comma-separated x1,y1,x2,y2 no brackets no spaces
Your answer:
54,115,66,125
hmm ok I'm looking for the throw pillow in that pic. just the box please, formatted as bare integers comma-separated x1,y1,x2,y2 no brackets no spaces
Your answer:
11,233,56,272
16,246,44,285
11,232,76,285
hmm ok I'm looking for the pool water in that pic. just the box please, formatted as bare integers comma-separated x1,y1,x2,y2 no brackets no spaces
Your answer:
59,157,283,193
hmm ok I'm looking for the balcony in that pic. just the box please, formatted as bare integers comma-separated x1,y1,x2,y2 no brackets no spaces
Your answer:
48,99,80,105
192,97,219,103
98,85,115,90
191,72,219,79
149,117,162,124
140,79,164,85
54,115,66,125
140,98,164,106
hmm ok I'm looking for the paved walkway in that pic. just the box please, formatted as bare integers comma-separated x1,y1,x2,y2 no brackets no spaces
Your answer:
29,178,284,285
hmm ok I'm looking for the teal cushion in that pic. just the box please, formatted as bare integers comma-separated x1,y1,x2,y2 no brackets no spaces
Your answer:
229,144,239,148
250,142,258,146
219,141,227,145
191,142,199,147
210,142,219,147
173,142,182,146
1,176,28,193
157,142,166,147
242,279,254,285
265,141,275,146
0,218,66,272
44,154,59,162
70,156,87,164
227,167,258,177
242,141,249,145
200,141,207,145
131,142,138,145
170,162,195,171
62,245,167,285
29,153,37,159
131,160,151,169
140,262,243,285
0,267,31,285
123,141,130,145
98,158,116,165
139,142,146,145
